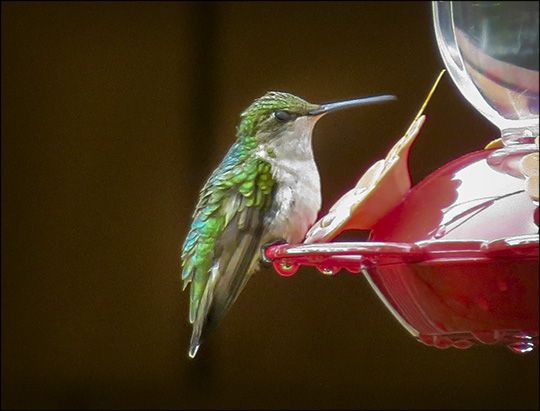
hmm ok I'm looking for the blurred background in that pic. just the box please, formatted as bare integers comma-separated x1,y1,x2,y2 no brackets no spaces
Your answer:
2,1,538,409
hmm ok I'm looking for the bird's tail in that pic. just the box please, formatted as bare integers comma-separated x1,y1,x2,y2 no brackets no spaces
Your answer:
189,333,201,358
188,261,220,358
187,235,263,358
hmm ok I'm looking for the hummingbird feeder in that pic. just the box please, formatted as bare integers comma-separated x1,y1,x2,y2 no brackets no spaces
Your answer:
265,1,539,354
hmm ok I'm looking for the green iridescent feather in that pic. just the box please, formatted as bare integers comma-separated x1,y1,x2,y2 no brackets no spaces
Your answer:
181,141,275,324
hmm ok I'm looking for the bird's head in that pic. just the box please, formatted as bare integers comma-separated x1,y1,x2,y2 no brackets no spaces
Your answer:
236,91,396,145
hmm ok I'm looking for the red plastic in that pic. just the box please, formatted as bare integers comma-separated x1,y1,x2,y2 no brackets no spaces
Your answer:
266,147,539,353
369,149,538,243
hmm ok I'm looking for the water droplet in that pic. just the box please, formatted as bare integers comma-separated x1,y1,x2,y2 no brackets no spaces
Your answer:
316,265,341,276
433,225,446,239
272,261,299,277
507,341,536,354
321,213,334,228
322,268,334,276
487,149,506,164
476,296,490,311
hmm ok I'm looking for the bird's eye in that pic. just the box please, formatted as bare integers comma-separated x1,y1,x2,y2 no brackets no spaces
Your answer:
274,110,297,122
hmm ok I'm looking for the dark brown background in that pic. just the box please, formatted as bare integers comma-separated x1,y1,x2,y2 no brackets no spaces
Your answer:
2,1,538,410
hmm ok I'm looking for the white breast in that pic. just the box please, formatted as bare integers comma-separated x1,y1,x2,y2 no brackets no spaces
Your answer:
255,116,322,243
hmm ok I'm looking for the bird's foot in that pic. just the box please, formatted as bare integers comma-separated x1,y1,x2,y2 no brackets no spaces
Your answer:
261,238,287,264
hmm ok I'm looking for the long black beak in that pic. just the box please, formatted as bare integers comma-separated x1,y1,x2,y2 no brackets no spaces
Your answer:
308,94,396,116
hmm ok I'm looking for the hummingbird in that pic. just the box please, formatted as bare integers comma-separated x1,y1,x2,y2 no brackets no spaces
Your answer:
181,91,396,358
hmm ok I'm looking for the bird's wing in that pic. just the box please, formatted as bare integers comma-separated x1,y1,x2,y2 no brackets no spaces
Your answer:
181,151,275,354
